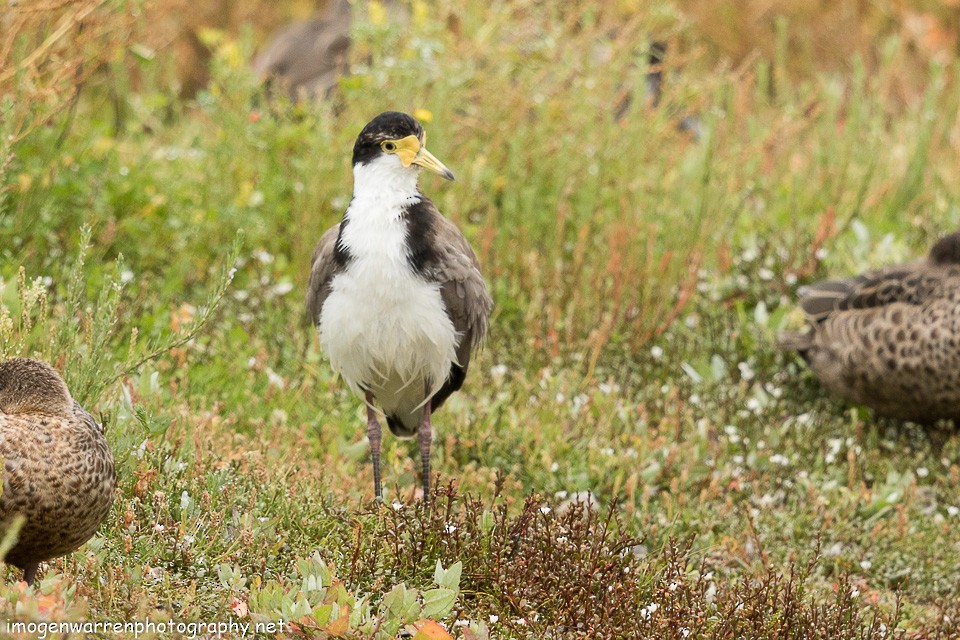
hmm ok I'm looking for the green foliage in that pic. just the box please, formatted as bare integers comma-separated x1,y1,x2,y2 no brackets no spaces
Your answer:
238,552,461,638
0,225,241,405
1,1,960,638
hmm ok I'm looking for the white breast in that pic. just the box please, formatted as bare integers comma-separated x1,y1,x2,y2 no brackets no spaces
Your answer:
318,169,459,418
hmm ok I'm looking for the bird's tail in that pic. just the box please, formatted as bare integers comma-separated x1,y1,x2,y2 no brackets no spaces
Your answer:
776,329,814,354
796,279,858,321
386,412,420,438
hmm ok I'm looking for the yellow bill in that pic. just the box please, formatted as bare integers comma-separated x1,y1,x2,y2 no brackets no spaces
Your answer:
390,134,455,180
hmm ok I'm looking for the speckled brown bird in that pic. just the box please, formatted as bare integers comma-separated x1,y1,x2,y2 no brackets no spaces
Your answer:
779,231,960,424
0,358,116,584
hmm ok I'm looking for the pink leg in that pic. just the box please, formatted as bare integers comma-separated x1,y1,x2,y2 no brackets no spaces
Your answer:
418,398,432,503
365,391,383,501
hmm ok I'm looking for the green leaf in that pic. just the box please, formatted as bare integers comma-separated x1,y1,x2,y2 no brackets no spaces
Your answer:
312,603,332,626
479,510,495,535
438,562,462,590
382,583,420,623
421,587,458,619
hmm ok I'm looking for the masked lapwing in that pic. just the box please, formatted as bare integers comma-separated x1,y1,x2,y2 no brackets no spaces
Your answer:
780,231,960,425
306,111,492,502
0,358,116,585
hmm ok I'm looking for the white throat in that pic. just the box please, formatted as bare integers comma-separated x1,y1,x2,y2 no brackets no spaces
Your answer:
350,154,421,219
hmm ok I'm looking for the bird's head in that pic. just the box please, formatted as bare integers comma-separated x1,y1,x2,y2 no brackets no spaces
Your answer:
0,358,74,418
351,111,455,183
929,231,960,266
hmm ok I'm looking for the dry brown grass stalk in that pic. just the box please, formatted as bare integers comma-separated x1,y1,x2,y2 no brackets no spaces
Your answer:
1,0,134,141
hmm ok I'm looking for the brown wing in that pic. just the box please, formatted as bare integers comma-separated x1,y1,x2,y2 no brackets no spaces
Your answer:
799,232,960,322
786,293,960,423
798,268,948,321
421,212,492,410
305,224,343,326
0,416,30,502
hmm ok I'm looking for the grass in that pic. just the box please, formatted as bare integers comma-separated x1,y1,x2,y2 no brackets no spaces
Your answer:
2,0,960,637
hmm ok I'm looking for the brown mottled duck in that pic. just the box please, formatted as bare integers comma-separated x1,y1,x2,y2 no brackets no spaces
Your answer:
780,231,960,425
0,358,116,584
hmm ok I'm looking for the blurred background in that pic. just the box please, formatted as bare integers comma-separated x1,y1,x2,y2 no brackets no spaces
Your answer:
4,2,960,635
5,0,960,363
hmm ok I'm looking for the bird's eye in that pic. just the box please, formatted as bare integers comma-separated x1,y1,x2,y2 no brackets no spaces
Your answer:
381,141,397,153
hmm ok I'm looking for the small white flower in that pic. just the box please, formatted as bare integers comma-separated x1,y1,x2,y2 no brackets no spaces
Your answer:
948,506,959,517
650,345,664,360
253,248,274,264
489,615,498,623
540,506,551,515
860,559,872,570
490,363,508,378
265,368,285,389
917,467,929,478
704,583,717,602
271,281,294,296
